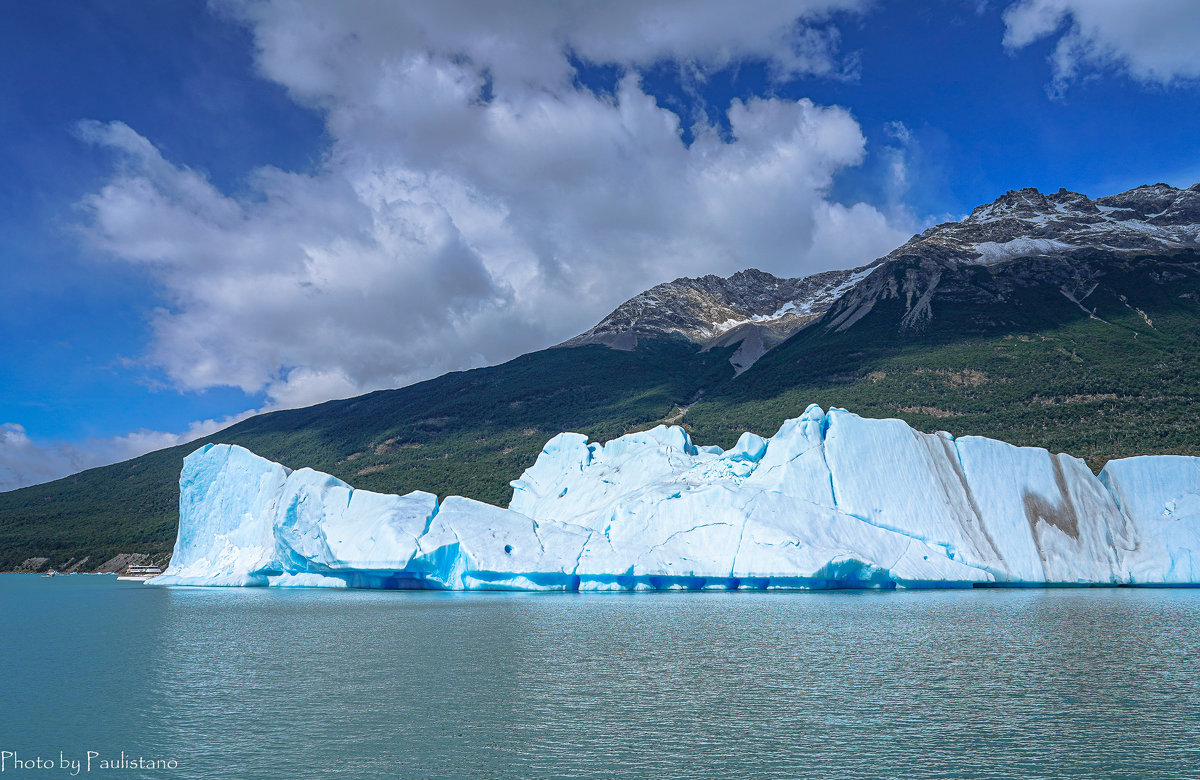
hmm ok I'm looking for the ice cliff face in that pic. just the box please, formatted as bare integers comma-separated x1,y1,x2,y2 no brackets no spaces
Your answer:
154,406,1200,590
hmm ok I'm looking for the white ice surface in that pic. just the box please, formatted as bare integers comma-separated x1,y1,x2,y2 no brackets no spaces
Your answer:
1100,456,1200,584
153,406,1200,589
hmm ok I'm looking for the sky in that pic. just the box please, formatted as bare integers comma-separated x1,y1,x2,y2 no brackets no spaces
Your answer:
2,0,1200,491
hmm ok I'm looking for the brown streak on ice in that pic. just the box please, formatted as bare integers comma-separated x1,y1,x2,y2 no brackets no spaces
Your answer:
1023,456,1081,541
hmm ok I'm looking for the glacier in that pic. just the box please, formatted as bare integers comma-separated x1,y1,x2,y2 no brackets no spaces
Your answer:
151,405,1200,590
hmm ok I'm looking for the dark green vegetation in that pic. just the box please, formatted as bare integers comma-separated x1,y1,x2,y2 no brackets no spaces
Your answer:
3,251,1200,571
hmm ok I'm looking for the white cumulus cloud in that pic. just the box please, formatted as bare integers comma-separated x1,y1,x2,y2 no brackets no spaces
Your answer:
1003,0,1200,94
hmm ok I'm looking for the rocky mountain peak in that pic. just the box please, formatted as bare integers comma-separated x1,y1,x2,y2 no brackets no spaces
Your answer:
563,265,871,372
822,182,1200,334
899,182,1200,266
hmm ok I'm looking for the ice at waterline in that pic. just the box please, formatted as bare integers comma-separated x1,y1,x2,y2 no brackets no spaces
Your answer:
152,404,1200,590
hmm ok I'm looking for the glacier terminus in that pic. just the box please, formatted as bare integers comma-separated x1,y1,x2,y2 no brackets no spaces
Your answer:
152,405,1200,590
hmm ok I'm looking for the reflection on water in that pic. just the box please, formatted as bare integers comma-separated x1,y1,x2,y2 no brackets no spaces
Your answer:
2,576,1199,779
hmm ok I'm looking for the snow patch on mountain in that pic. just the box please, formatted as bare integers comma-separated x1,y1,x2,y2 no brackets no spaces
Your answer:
974,237,1079,264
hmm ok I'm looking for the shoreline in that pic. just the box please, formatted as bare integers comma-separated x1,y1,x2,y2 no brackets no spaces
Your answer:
6,552,173,576
10,570,1200,591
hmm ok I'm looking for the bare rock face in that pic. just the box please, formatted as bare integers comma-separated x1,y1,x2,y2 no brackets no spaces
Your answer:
13,557,50,573
563,182,1200,365
563,267,872,371
95,552,166,573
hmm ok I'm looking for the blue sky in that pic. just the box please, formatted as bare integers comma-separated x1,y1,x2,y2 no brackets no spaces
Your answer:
2,0,1199,490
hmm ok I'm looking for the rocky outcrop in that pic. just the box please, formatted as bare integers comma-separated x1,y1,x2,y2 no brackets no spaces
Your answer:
563,267,871,371
13,557,50,573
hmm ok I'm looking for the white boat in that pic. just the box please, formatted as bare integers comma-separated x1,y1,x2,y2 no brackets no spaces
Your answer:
116,566,163,582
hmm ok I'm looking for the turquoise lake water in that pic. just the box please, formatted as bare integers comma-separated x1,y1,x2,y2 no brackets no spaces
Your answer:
1,575,1198,779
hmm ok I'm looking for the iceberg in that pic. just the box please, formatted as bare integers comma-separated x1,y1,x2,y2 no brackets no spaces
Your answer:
152,405,1200,590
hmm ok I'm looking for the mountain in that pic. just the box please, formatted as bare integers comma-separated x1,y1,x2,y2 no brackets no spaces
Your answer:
3,182,1200,572
564,266,870,372
823,183,1200,333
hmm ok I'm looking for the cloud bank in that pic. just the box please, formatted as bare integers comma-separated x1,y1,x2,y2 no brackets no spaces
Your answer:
0,413,251,493
1003,0,1200,94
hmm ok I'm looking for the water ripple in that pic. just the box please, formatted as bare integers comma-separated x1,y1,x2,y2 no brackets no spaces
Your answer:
2,579,1198,779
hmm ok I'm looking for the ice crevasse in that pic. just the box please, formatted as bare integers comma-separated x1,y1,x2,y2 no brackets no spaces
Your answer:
152,405,1200,590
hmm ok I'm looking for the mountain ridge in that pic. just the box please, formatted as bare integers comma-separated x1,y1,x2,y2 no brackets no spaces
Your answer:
897,182,1200,265
564,181,1200,366
562,266,870,372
